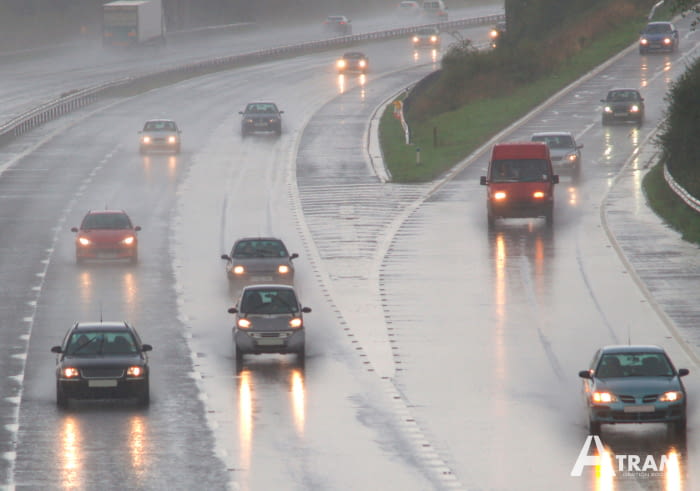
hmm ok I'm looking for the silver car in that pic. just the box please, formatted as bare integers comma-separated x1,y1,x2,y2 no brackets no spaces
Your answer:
138,119,181,154
531,131,583,180
228,284,310,370
220,237,298,293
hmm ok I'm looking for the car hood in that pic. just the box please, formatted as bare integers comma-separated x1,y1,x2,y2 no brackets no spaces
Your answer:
78,229,135,243
60,354,146,367
595,376,682,395
547,147,576,159
241,314,301,331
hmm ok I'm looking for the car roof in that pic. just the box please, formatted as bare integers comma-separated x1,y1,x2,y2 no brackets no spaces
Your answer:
646,21,673,26
531,131,573,138
327,15,347,20
144,118,176,123
84,209,129,215
609,87,639,93
241,284,297,292
73,321,132,331
599,345,666,354
234,236,285,243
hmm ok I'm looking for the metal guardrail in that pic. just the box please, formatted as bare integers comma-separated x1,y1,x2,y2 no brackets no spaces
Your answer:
0,13,504,145
663,164,700,213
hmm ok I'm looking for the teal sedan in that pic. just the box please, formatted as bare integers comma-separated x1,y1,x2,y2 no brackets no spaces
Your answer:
578,345,689,436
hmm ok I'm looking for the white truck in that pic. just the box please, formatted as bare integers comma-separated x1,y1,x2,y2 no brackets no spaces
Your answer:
102,0,165,47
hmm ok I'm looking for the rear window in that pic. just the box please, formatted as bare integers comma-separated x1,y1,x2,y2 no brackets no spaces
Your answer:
490,159,550,182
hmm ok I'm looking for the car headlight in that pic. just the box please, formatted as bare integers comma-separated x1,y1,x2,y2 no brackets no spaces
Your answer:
490,29,499,39
630,105,640,113
566,153,578,162
359,60,366,67
142,136,151,144
62,367,80,378
278,265,290,274
659,391,684,402
532,191,545,199
233,265,245,275
168,135,178,144
592,391,617,404
337,59,346,69
126,366,144,377
121,236,136,246
289,318,303,329
430,36,437,42
640,38,648,45
663,37,672,45
603,106,613,113
245,118,254,124
412,36,419,42
238,318,252,329
269,118,278,123
493,191,507,201
78,237,91,246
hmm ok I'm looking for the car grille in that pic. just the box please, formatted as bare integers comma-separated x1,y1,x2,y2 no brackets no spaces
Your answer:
250,332,292,339
618,394,659,403
81,368,124,378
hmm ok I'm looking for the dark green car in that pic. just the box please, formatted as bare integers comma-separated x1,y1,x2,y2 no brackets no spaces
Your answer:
579,345,689,436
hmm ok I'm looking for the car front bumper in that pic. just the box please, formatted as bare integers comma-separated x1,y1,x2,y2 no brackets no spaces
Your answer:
488,200,553,219
234,329,305,355
57,377,148,400
589,402,685,424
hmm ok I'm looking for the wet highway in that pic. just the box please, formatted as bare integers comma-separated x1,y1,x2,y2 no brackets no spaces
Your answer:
1,3,700,490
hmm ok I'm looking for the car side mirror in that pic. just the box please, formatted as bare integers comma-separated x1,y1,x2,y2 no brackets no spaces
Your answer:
134,226,141,231
279,110,284,114
228,307,239,314
51,346,62,353
678,368,690,377
141,344,153,352
238,111,243,115
552,175,560,184
71,227,78,233
480,176,487,185
302,307,312,313
578,370,592,379
221,254,231,261
578,144,584,149
290,253,299,260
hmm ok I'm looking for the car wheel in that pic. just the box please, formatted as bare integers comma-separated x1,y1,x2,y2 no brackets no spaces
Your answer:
487,212,495,229
588,419,601,435
56,382,68,409
137,380,150,407
601,115,608,126
639,47,646,54
275,126,282,136
75,255,84,266
174,145,181,154
130,252,139,265
545,209,554,227
235,344,244,372
673,417,687,435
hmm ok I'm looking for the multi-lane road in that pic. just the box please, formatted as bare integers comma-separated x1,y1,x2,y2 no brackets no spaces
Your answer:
1,3,700,490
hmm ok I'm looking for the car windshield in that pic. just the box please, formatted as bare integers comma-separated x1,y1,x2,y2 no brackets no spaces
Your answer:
491,159,550,182
144,121,176,131
244,103,277,114
608,91,639,102
240,289,299,314
233,240,288,258
645,24,671,34
81,213,131,230
532,135,574,149
595,353,673,378
66,331,138,355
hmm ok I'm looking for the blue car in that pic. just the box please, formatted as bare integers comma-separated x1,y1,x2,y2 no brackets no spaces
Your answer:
639,21,679,54
579,345,689,435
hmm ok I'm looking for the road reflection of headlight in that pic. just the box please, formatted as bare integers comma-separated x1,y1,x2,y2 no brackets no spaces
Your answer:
60,417,82,489
238,369,253,472
290,369,305,435
129,416,147,475
665,448,681,491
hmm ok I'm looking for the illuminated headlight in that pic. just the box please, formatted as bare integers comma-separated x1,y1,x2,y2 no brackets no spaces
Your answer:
278,265,290,274
142,136,151,144
233,265,245,275
493,191,507,201
412,36,419,42
532,191,545,199
238,318,252,329
62,367,80,378
592,391,617,404
566,153,578,162
640,38,648,45
126,366,144,377
359,60,366,68
490,29,499,39
121,236,136,246
630,105,640,113
659,391,684,402
289,318,303,329
430,36,438,42
167,135,178,144
269,118,278,123
663,37,672,45
603,106,613,113
78,237,91,246
245,118,254,124
337,59,346,69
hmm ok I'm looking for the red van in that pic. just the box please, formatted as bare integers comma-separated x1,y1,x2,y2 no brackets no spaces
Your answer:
479,142,559,227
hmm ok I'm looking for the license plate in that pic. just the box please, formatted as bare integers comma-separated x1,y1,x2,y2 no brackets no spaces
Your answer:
256,338,284,346
254,123,268,127
623,405,655,413
250,275,272,282
88,379,118,388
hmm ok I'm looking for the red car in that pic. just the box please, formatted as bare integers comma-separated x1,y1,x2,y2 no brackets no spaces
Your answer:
71,210,141,264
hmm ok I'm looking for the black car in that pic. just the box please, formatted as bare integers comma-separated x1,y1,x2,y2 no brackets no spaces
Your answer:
239,101,283,136
220,237,298,293
51,321,152,407
601,88,644,125
323,15,352,35
229,285,311,371
336,52,369,74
